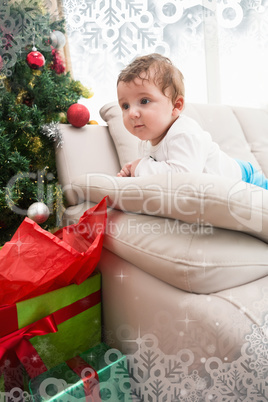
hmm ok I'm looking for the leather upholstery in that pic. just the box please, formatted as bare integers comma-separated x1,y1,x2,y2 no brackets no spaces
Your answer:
56,103,268,375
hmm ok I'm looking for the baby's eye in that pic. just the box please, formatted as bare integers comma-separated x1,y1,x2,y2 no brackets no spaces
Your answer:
121,103,129,110
141,98,150,105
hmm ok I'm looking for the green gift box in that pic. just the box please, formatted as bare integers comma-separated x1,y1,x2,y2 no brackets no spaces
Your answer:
29,343,132,401
0,271,101,392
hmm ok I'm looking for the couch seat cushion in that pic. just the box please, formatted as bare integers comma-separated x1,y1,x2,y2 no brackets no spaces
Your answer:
63,202,268,294
103,208,268,294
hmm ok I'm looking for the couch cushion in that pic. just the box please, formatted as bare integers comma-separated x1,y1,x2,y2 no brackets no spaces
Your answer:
232,106,268,177
71,172,268,243
99,102,140,168
104,209,268,294
63,201,268,294
183,104,261,168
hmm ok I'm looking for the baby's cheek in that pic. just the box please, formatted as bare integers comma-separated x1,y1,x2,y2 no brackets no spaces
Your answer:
124,121,132,133
123,116,129,128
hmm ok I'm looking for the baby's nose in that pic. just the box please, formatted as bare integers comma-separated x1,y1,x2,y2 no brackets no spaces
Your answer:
129,106,140,118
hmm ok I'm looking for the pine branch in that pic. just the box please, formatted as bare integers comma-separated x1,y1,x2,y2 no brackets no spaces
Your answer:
0,0,87,244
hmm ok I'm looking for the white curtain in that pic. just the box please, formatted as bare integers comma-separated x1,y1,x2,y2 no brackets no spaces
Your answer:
61,0,268,122
44,0,73,74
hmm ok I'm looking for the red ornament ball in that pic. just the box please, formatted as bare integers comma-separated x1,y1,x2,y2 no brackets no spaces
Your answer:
26,48,45,69
67,103,90,128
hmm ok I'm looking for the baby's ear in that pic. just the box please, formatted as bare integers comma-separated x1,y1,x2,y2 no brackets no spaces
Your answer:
172,96,184,116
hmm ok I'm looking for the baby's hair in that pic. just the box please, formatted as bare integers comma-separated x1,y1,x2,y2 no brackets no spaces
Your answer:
117,53,185,103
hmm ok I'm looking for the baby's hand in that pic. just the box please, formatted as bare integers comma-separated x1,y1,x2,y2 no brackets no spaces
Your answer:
130,159,141,177
117,162,132,177
117,159,141,177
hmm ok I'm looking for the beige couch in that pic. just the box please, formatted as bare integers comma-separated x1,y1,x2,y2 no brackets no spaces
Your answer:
56,102,268,394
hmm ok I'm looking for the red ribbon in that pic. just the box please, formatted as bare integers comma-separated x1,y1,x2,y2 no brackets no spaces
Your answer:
0,289,101,392
0,304,18,337
66,355,101,402
0,314,58,391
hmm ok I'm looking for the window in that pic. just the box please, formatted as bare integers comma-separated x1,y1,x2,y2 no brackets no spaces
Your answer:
62,0,268,119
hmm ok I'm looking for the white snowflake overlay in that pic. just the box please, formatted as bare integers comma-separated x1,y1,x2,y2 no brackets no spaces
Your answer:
61,0,268,93
2,0,268,110
1,310,267,401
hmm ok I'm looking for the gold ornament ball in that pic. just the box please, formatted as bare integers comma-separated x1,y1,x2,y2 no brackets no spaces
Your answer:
59,112,68,123
27,202,50,224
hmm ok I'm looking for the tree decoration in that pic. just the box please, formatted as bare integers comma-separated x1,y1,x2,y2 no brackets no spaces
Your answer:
67,103,90,128
71,81,94,99
0,0,94,245
58,112,68,123
29,136,43,154
50,30,66,49
26,47,45,69
41,122,63,148
16,89,34,107
51,49,65,74
27,202,50,224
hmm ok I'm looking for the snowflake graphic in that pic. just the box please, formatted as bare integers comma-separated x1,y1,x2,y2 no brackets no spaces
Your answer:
2,314,268,401
106,314,268,400
60,0,268,109
244,316,268,380
253,287,268,323
0,1,56,77
63,0,162,61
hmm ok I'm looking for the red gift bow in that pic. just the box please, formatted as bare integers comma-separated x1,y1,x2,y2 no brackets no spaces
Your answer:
0,314,57,391
0,289,101,392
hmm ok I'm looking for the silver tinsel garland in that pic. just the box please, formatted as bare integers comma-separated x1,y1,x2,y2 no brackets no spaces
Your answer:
41,122,63,148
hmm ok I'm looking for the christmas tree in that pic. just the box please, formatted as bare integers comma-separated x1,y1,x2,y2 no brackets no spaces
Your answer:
0,0,91,245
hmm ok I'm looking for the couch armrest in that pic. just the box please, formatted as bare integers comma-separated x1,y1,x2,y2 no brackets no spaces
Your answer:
55,124,120,205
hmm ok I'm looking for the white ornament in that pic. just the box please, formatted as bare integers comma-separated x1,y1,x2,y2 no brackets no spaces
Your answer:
27,202,50,224
50,31,66,49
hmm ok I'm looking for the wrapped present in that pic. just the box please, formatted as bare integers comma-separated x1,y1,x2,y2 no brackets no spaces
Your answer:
29,343,132,401
0,272,101,393
0,197,107,305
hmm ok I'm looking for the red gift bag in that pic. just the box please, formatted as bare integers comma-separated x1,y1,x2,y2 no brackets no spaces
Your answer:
0,197,107,305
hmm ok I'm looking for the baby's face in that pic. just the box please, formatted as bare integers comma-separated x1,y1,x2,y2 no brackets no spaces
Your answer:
117,76,179,146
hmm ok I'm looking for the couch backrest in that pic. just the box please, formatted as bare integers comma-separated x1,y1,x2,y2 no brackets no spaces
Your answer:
100,101,268,175
183,103,268,176
231,105,268,177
